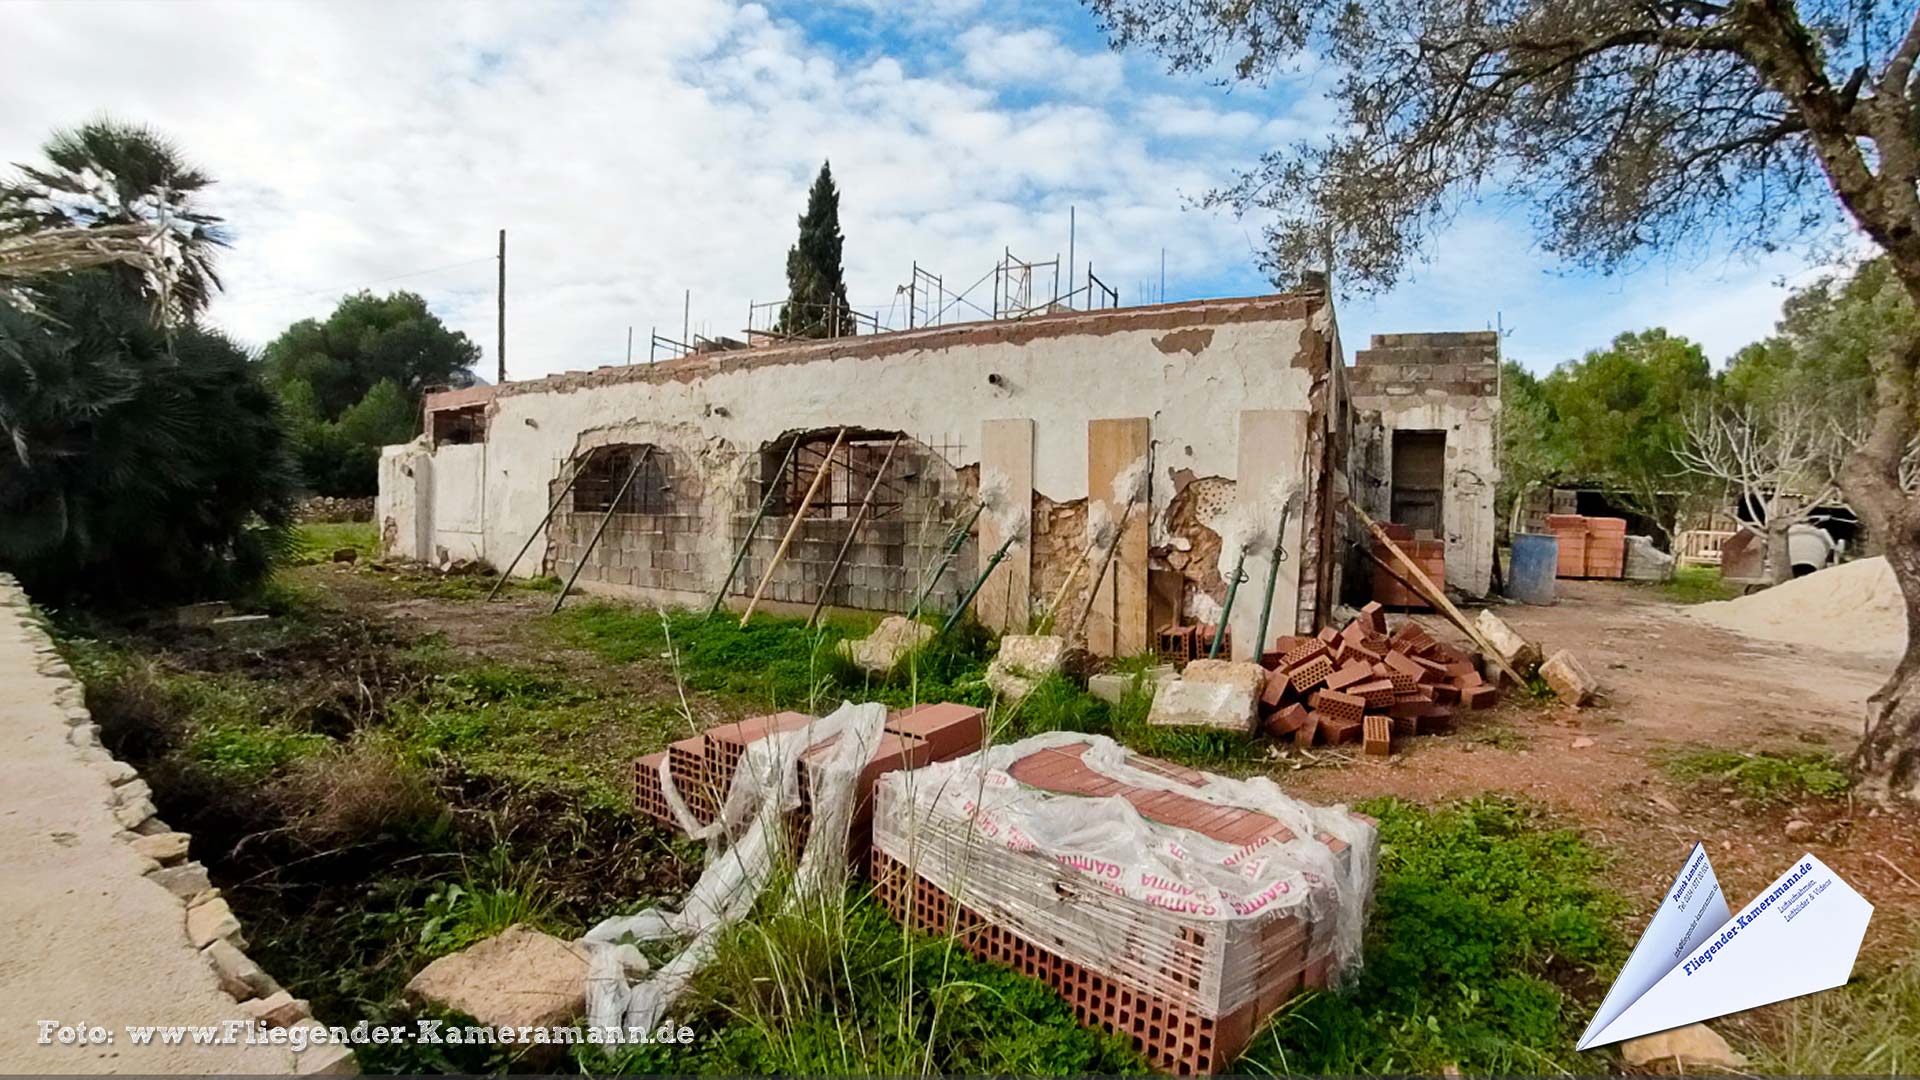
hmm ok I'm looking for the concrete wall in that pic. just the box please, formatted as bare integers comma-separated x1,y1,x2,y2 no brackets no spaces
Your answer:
380,294,1338,643
1346,331,1501,597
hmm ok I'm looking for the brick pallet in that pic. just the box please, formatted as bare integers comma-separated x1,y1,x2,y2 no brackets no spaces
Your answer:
633,703,985,849
872,737,1377,1075
1545,514,1627,579
1256,601,1499,754
1369,521,1445,609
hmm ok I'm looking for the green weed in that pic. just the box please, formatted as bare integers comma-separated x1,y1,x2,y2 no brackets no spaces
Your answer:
1664,748,1851,803
1238,797,1620,1074
581,885,1147,1075
286,521,379,566
1656,564,1743,605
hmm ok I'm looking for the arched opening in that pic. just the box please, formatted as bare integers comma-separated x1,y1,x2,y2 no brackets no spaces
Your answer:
573,443,674,515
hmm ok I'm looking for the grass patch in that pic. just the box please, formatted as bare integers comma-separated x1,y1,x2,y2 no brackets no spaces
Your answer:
582,885,1147,1075
1664,747,1851,803
1735,936,1920,1073
1239,796,1621,1074
287,521,379,566
1656,564,1743,604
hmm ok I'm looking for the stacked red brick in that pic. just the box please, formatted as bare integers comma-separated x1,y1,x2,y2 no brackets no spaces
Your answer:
1255,601,1497,755
871,738,1378,1075
1545,514,1628,579
1369,522,1446,609
634,703,984,859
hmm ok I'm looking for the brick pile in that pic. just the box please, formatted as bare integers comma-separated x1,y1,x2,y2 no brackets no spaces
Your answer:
1156,623,1227,666
633,703,984,859
1546,514,1628,579
871,737,1377,1075
1255,601,1498,754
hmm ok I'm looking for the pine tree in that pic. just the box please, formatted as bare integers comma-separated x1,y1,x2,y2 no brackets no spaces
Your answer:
774,162,852,339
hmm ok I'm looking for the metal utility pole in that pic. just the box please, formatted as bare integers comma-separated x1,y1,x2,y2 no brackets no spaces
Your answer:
626,326,633,365
682,289,690,349
496,229,506,384
1159,247,1166,303
1067,206,1076,305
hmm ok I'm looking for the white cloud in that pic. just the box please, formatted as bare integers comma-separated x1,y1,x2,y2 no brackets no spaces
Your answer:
956,25,1124,99
0,0,1834,380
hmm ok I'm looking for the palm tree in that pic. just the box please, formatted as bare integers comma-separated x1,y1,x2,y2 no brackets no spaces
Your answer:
0,120,226,320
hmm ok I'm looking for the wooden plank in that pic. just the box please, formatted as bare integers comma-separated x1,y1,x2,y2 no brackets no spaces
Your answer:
977,419,1034,633
1086,417,1151,657
1231,409,1311,661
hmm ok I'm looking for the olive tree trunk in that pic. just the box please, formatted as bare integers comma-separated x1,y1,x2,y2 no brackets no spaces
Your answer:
1846,329,1920,803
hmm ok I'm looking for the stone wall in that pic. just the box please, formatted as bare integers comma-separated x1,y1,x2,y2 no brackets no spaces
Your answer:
0,576,355,1075
1346,331,1501,597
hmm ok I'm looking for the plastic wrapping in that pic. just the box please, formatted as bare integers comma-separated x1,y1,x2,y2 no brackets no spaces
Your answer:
872,731,1378,1019
582,700,889,1031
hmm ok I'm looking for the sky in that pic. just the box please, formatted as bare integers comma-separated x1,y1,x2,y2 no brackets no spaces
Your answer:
1,0,1846,379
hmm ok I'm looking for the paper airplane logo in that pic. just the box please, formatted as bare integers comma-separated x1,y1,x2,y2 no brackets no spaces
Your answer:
1578,844,1873,1049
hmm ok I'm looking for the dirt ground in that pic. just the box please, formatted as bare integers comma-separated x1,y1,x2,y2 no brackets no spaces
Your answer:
302,565,1920,969
1282,579,1918,967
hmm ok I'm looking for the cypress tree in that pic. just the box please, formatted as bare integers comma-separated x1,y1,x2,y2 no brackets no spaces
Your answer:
775,162,852,339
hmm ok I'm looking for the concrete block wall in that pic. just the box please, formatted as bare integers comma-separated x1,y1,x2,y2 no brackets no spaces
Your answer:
549,510,707,595
1346,331,1501,597
728,444,972,614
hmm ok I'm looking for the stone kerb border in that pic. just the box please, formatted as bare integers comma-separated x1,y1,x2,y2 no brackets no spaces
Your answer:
0,574,357,1076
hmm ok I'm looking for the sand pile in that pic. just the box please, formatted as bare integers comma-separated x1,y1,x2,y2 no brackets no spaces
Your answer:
1689,556,1905,656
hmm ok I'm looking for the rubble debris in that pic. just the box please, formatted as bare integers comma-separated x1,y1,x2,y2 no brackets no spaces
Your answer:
872,734,1378,1075
406,925,591,1030
1474,608,1542,675
1254,602,1497,749
1539,649,1597,706
1619,1022,1747,1072
172,601,233,627
207,614,273,639
837,614,933,675
985,633,1066,701
1086,665,1174,704
1146,679,1259,732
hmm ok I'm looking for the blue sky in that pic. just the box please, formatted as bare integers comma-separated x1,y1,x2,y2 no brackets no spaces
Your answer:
2,0,1842,377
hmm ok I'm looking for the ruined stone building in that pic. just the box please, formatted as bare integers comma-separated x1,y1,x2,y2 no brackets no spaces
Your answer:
376,293,1499,659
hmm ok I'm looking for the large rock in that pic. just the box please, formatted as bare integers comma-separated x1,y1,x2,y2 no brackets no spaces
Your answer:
986,634,1067,702
1540,648,1597,706
1620,1022,1747,1072
1146,679,1259,733
838,615,934,675
403,925,591,1030
1474,609,1541,674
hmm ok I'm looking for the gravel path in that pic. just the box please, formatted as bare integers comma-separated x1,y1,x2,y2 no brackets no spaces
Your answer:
0,600,298,1074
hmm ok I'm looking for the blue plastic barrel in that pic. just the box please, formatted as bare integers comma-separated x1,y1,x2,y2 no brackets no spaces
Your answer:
1507,533,1558,605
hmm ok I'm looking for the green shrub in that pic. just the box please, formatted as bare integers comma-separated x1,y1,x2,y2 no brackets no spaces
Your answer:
1238,797,1621,1073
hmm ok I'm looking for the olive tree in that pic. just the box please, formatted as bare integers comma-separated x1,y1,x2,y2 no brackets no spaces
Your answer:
1086,0,1920,799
